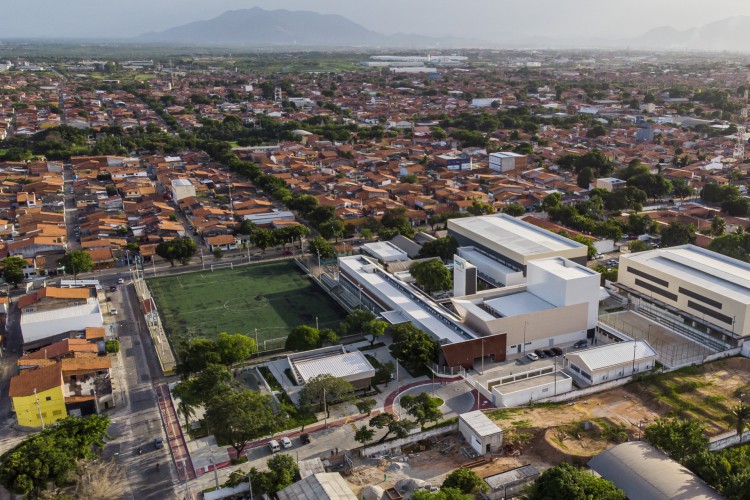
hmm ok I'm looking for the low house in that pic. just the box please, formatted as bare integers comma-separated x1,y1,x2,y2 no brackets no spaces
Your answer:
483,464,540,500
458,410,504,456
564,340,658,387
287,345,375,393
9,363,66,428
205,234,238,252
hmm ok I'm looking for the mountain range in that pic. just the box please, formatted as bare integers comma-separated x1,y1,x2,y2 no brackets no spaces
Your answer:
137,8,750,52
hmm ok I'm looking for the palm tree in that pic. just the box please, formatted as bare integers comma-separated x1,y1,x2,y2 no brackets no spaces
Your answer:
177,399,196,429
733,402,750,438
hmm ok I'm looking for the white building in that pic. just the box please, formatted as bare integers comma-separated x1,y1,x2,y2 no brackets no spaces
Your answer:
171,178,196,201
21,301,104,349
595,177,628,192
242,209,295,226
361,241,409,263
474,363,572,407
564,341,658,386
617,245,749,350
287,346,375,392
458,410,504,455
489,152,527,174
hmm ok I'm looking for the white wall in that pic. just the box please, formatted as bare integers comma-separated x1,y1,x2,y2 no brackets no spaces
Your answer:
527,259,599,329
566,358,656,386
493,373,573,407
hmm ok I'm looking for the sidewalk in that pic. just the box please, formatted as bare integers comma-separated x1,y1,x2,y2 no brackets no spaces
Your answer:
155,383,196,482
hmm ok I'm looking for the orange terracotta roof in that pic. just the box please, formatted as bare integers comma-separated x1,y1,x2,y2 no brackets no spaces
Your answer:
9,363,62,397
85,327,105,340
22,338,99,360
61,357,110,372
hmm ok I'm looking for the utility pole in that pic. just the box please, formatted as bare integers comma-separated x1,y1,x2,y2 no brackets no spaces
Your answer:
523,321,528,354
323,387,327,429
33,388,45,429
481,339,485,375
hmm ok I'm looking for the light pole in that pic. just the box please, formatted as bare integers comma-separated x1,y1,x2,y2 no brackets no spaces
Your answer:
554,356,558,395
632,340,637,375
523,321,528,354
481,338,485,375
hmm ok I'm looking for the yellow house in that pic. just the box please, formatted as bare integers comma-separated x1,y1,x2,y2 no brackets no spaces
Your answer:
9,363,67,428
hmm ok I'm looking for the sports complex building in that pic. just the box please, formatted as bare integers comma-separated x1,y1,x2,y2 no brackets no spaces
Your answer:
616,245,750,351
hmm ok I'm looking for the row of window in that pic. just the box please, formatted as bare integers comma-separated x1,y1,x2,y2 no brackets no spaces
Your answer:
687,300,733,326
627,266,669,288
634,278,678,301
679,287,723,310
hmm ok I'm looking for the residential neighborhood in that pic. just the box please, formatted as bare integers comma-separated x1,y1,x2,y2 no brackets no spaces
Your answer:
2,8,750,500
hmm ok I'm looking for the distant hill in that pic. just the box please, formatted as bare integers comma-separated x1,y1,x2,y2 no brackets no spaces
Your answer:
626,16,750,51
137,7,482,48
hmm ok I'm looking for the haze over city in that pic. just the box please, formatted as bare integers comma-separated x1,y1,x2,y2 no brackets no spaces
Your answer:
3,0,750,42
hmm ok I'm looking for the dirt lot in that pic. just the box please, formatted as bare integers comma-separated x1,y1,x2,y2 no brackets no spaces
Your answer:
345,357,750,496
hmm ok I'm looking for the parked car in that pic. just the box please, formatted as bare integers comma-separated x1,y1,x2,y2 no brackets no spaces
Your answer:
280,437,292,449
551,347,563,356
300,433,310,445
109,285,117,292
543,349,555,358
117,277,125,284
526,352,539,361
573,340,589,348
534,349,546,359
154,437,163,449
268,440,280,453
110,308,118,315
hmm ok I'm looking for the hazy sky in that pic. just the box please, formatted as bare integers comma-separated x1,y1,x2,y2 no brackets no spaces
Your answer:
2,0,750,40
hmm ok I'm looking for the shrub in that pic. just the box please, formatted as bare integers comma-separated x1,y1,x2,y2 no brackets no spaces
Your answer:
105,340,120,354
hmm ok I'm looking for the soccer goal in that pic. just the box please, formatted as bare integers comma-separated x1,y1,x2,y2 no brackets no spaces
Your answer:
210,262,234,272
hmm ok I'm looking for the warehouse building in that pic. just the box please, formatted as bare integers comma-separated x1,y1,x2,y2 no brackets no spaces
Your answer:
564,340,658,387
617,245,750,350
448,214,588,274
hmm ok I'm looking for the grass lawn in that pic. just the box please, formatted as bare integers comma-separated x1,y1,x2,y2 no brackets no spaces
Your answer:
147,260,346,352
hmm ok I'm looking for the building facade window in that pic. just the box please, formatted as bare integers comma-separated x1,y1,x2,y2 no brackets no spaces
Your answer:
627,266,669,287
678,287,723,309
634,279,678,301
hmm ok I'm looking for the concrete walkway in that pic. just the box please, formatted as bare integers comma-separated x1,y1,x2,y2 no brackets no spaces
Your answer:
156,384,196,482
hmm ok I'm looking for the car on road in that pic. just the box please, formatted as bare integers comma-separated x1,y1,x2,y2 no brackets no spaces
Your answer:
110,308,118,315
551,347,563,356
573,340,589,348
154,437,163,449
268,440,280,453
543,349,555,358
282,250,293,256
534,349,546,359
116,278,125,284
109,285,117,292
280,437,292,449
251,255,262,260
300,433,310,445
526,352,539,361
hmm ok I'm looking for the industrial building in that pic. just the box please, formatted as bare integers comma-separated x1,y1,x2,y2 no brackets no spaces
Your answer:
488,151,527,174
617,245,750,351
170,178,196,201
588,442,723,500
448,214,588,274
564,341,658,386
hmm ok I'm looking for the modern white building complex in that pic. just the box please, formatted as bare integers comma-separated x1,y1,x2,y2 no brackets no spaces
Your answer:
617,245,750,351
448,214,588,274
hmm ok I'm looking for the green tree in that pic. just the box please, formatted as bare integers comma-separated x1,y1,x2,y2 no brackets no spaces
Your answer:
285,325,321,351
390,323,437,373
251,228,276,254
58,249,94,279
441,468,489,495
176,338,222,376
628,213,652,235
659,221,696,248
338,309,376,336
356,398,377,415
721,197,750,216
369,412,416,443
0,415,110,498
249,454,300,495
238,219,257,235
299,374,355,417
709,232,750,262
320,219,345,241
155,237,197,266
215,332,257,365
524,463,625,500
400,392,443,428
710,215,726,237
1,256,27,288
413,489,473,500
364,319,388,347
701,183,739,204
541,192,562,213
577,166,594,189
354,425,375,449
212,247,223,260
417,236,459,261
628,240,651,253
205,390,280,456
732,402,750,438
172,381,199,428
308,235,335,259
644,418,708,464
672,179,694,199
410,259,452,294
501,203,526,216
380,207,415,238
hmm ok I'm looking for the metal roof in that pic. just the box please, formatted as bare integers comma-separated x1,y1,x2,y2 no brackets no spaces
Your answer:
293,351,374,384
565,341,657,373
588,442,724,500
277,472,357,500
459,410,503,437
622,244,750,302
484,464,539,489
449,214,584,255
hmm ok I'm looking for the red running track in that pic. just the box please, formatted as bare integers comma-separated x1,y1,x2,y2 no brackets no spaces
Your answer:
155,384,196,481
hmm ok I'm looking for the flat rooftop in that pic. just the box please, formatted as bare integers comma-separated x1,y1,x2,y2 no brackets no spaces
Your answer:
485,291,555,317
449,214,584,256
339,256,475,344
293,351,374,383
530,257,597,280
361,241,408,261
493,372,570,395
623,244,750,303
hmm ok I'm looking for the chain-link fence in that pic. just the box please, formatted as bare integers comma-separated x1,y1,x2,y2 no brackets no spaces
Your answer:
131,271,176,374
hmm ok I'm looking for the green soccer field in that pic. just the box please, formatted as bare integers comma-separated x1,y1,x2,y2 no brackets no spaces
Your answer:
147,260,346,352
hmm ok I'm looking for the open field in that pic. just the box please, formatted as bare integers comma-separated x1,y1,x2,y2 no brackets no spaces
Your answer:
147,260,346,350
483,357,750,464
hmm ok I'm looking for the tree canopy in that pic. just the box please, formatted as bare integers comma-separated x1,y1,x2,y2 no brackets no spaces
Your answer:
659,221,696,248
389,323,437,373
1,256,27,288
205,390,281,456
285,325,322,351
410,258,452,294
441,468,489,495
298,374,355,417
524,463,625,500
249,454,300,496
58,249,94,280
155,237,197,266
644,417,708,464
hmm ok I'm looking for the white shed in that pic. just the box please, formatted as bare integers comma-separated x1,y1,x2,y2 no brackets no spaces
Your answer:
565,340,658,387
458,410,503,456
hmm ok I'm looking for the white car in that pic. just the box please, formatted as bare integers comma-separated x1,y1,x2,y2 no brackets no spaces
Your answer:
268,440,280,452
526,352,539,361
110,308,118,315
117,278,125,284
280,437,292,449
